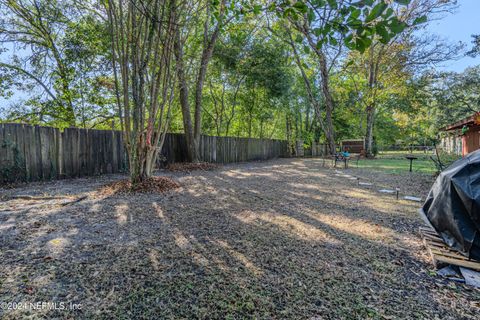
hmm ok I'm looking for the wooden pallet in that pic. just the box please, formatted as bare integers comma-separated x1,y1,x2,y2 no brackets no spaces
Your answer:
419,227,480,271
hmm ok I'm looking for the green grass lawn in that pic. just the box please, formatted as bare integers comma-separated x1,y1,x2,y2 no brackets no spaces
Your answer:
353,151,460,174
355,157,436,174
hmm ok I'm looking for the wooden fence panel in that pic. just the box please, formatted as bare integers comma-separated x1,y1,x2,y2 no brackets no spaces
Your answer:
4,124,15,175
0,124,4,169
23,124,33,180
1,123,289,182
62,128,71,178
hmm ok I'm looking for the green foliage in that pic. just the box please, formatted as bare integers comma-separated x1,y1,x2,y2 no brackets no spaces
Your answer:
203,26,293,138
467,34,480,57
274,0,412,53
0,1,114,129
429,66,480,129
0,0,465,158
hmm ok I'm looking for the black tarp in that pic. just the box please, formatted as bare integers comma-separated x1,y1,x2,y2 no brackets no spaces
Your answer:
421,149,480,260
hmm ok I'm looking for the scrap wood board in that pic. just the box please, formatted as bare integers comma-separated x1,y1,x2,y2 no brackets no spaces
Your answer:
419,227,480,271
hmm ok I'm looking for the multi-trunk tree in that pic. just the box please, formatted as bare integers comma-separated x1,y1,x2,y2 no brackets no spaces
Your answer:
105,0,177,183
173,0,236,162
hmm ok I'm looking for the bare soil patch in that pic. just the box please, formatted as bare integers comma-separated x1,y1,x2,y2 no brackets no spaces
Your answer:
1,158,479,319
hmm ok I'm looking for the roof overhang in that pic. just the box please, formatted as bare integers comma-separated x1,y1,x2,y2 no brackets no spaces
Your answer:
443,114,477,131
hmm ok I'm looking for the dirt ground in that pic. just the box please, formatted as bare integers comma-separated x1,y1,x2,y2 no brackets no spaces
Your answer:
1,158,479,319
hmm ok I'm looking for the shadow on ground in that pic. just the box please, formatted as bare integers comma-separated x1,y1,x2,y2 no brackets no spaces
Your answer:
0,158,478,319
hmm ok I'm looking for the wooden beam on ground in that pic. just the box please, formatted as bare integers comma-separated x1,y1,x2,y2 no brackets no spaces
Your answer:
419,227,480,271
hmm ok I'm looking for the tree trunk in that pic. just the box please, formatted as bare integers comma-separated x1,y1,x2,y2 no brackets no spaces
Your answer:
174,30,197,162
173,1,225,163
288,35,336,155
129,147,157,184
248,112,253,138
318,51,336,154
365,104,375,157
286,113,293,155
191,24,221,162
365,46,378,158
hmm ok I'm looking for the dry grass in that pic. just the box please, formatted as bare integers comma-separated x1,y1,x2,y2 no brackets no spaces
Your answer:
166,162,218,173
0,158,479,319
98,176,180,195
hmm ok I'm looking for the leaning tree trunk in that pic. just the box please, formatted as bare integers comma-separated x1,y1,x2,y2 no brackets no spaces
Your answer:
324,120,336,155
191,16,222,162
288,34,336,155
365,45,378,158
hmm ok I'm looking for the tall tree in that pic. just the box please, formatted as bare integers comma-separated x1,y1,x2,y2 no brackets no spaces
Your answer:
430,66,480,127
105,0,177,183
343,0,459,156
468,34,480,57
173,0,235,162
273,0,413,154
0,0,113,128
0,0,77,126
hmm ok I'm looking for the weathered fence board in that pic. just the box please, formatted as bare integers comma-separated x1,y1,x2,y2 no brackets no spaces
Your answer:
0,123,289,183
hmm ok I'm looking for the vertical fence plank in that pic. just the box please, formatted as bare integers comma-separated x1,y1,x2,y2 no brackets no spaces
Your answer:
63,129,70,178
3,124,14,174
14,124,27,181
55,127,62,179
110,130,116,173
117,131,123,171
23,125,32,180
33,125,43,179
48,127,57,179
88,129,95,175
82,128,89,176
0,124,5,179
30,125,40,180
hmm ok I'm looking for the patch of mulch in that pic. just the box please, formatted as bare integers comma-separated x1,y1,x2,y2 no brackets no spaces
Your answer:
98,176,180,195
166,162,218,172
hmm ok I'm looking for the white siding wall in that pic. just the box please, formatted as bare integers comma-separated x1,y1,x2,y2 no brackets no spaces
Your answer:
440,133,462,156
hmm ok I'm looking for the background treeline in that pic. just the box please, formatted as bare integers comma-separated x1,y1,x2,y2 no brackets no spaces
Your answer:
0,0,477,156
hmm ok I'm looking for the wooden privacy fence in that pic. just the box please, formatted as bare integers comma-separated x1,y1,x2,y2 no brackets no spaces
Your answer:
311,142,328,157
301,142,328,157
160,133,289,164
0,123,125,182
0,123,288,182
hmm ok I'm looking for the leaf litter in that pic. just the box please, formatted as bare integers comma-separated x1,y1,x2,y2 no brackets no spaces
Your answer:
0,158,478,319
